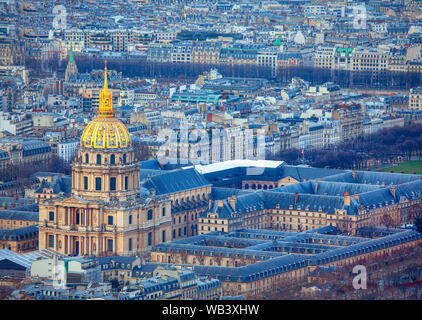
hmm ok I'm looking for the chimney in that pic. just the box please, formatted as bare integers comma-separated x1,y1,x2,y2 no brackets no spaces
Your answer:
294,192,299,204
354,193,359,202
228,195,237,211
390,185,396,198
314,181,318,193
217,200,224,208
208,199,212,209
344,192,350,206
14,195,17,201
352,170,356,179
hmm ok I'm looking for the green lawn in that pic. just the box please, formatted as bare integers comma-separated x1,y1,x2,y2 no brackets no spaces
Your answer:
380,160,422,175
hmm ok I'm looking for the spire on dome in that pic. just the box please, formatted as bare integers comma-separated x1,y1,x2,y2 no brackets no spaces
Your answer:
103,60,108,90
98,61,114,118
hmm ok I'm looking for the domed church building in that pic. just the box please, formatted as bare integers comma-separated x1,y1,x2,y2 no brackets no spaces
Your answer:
38,63,172,256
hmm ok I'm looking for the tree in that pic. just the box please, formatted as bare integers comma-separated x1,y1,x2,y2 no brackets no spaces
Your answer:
381,213,394,231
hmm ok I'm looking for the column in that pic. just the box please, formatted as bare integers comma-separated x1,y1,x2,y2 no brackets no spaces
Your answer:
69,236,72,255
65,235,68,254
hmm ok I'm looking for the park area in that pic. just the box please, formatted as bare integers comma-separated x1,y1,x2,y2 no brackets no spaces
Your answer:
380,160,422,175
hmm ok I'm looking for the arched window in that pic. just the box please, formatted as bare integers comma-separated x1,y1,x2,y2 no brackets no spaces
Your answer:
245,184,249,189
122,154,127,164
85,154,89,164
110,154,115,165
147,209,153,220
96,154,102,165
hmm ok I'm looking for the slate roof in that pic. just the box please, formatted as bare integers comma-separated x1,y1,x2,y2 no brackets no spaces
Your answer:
311,230,421,265
0,197,34,208
323,171,422,185
153,225,421,284
193,254,310,283
34,175,72,194
0,210,38,222
275,180,382,196
141,168,211,195
0,225,38,241
152,242,284,260
263,191,355,215
211,187,255,200
280,166,346,182
97,256,139,270
202,164,346,186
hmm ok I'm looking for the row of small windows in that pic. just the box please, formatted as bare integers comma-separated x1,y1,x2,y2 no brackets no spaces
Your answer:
85,153,126,165
128,231,166,250
83,176,128,191
49,208,165,227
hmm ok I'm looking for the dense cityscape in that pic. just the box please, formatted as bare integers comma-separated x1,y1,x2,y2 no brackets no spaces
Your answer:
0,0,422,303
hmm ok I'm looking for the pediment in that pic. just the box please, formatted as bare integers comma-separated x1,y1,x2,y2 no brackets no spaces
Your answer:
279,176,299,183
56,195,97,207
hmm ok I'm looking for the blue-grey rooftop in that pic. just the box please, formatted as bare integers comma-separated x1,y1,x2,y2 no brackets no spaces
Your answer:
152,227,421,283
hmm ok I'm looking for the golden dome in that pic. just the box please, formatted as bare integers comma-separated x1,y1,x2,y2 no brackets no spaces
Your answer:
80,61,131,149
